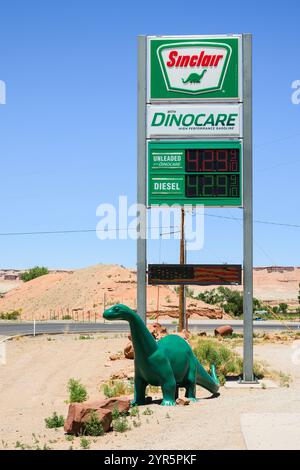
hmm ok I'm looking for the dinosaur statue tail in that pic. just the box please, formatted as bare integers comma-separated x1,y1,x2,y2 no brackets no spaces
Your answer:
196,360,220,394
182,78,188,84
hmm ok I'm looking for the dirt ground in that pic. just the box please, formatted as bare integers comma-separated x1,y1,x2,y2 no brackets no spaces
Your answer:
0,333,299,450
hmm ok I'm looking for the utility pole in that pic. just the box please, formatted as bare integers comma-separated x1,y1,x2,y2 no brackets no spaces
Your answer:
178,208,185,332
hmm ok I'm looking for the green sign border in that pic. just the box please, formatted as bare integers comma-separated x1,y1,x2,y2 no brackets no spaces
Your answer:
148,140,243,207
150,37,240,100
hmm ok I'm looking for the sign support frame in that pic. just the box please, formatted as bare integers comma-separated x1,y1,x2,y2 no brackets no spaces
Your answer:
137,35,147,323
241,33,255,383
138,34,255,384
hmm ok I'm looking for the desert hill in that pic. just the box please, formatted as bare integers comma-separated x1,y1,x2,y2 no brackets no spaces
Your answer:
0,264,224,320
193,266,300,305
1,264,299,321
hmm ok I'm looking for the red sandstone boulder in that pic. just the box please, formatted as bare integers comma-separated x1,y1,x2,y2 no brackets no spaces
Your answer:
64,398,130,435
214,325,233,337
64,403,112,435
124,341,134,359
148,323,167,339
109,352,123,361
197,331,207,337
176,397,190,406
97,398,131,413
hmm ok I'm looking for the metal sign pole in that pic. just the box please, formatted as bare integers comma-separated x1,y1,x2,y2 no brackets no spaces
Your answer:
137,36,147,323
242,33,254,382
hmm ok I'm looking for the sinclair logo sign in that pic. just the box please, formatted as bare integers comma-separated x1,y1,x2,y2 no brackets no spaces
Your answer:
149,36,241,100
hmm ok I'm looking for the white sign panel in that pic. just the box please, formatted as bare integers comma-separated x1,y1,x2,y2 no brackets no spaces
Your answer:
147,104,242,138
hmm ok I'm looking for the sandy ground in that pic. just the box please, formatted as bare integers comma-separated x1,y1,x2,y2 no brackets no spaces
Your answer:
0,333,299,450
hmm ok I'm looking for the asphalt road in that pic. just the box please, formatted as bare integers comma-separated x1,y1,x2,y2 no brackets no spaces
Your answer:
0,320,300,338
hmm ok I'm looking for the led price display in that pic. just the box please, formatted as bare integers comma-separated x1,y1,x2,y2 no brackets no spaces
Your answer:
148,141,242,207
185,149,239,172
186,174,240,198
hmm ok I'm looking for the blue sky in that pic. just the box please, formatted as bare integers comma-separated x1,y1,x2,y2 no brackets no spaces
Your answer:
0,0,299,269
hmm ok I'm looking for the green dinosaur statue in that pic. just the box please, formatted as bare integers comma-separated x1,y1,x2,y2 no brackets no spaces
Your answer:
103,304,219,406
182,69,207,84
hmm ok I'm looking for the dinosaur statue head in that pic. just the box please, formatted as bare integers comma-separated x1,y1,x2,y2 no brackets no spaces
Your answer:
103,304,135,321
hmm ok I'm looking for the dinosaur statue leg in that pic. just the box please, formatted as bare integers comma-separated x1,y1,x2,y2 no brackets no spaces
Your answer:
131,375,147,406
161,377,177,406
184,380,198,402
148,350,177,406
184,362,198,402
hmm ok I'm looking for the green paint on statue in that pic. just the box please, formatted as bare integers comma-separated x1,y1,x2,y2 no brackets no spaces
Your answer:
103,304,220,406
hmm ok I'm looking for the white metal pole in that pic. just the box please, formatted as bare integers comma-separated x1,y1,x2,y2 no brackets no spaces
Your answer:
242,33,255,382
137,36,147,323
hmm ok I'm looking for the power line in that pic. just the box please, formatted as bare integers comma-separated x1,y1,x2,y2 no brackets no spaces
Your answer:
254,132,300,149
205,213,300,228
0,225,181,237
0,215,299,237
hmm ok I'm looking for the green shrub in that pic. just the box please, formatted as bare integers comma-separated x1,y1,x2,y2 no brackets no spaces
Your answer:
0,309,21,320
80,437,90,449
142,407,153,416
45,412,64,429
112,417,130,433
21,266,49,282
129,406,139,417
111,405,120,420
196,289,224,305
185,287,194,298
102,380,134,398
132,419,141,428
83,411,104,436
62,315,72,320
67,378,88,403
278,303,288,314
111,405,127,421
193,338,264,385
196,286,261,317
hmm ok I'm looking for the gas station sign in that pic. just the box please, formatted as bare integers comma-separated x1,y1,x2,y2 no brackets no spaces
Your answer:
138,33,254,382
146,35,243,208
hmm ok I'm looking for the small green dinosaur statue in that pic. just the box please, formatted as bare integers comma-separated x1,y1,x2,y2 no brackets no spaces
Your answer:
182,69,207,84
103,304,219,406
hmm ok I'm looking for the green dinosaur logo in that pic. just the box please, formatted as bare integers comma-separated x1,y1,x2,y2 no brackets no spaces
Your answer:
182,70,207,84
